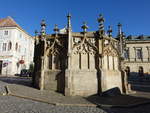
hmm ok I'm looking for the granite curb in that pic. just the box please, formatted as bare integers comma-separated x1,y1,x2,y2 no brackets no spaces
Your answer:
8,93,97,107
5,86,97,107
5,85,150,108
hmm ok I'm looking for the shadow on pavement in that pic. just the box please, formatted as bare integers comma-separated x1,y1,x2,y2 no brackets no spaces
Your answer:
85,93,150,108
128,75,150,93
0,77,32,87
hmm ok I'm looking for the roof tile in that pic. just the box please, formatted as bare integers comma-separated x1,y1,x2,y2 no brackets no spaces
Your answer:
0,16,22,30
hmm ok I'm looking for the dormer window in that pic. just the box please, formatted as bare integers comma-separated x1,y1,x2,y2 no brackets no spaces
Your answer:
137,35,144,40
4,31,8,35
126,35,132,40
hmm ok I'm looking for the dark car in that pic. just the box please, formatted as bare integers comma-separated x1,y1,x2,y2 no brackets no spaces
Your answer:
20,69,29,77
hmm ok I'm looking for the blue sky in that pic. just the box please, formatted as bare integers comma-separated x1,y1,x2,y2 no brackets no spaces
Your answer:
1,0,150,36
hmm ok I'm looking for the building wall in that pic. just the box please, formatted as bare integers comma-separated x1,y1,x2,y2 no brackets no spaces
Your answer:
124,41,150,76
125,62,150,75
0,27,34,75
68,70,98,96
101,70,122,92
101,43,122,92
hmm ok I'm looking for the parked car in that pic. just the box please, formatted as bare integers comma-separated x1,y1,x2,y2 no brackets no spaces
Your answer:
20,69,29,77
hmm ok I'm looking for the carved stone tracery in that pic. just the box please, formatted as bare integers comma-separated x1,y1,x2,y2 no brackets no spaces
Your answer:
103,43,118,57
45,37,63,56
73,35,97,54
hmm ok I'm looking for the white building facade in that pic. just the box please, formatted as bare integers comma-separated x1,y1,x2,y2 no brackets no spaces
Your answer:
0,17,34,76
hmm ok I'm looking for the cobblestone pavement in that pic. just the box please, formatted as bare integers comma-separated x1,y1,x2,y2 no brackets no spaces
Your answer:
0,76,31,95
0,77,150,113
0,95,150,113
0,96,107,113
0,77,106,113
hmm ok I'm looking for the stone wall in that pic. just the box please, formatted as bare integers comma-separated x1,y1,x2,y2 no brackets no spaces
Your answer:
33,32,124,96
65,70,98,96
44,70,65,93
101,70,122,92
125,62,150,76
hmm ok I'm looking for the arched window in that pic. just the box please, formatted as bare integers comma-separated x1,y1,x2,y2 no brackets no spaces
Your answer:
139,66,144,76
2,43,7,51
4,31,8,35
8,41,12,51
15,43,18,51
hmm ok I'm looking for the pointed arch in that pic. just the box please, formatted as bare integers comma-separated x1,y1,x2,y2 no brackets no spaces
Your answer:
103,44,119,57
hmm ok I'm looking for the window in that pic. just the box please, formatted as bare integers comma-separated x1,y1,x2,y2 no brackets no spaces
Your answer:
4,31,8,35
136,48,142,59
20,33,22,38
147,46,150,61
2,43,7,51
8,42,12,51
15,43,18,51
24,48,26,54
124,48,129,59
0,43,1,51
18,45,21,52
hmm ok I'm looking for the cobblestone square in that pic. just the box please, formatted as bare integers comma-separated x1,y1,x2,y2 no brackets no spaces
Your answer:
0,77,150,113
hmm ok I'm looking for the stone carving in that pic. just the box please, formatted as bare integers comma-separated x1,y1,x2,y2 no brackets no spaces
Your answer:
103,43,118,57
73,36,97,54
33,14,126,96
46,38,63,56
